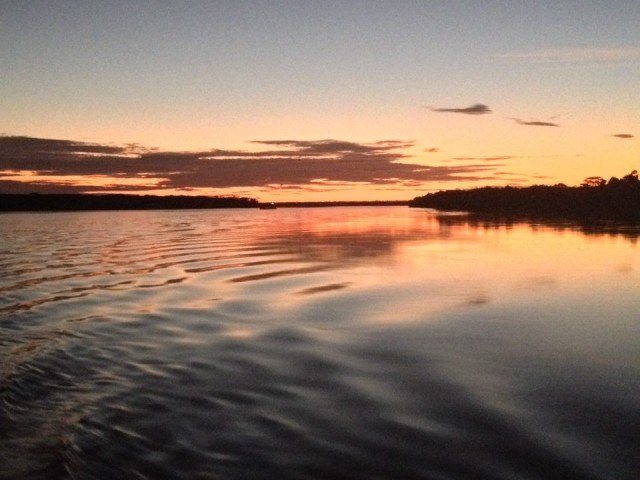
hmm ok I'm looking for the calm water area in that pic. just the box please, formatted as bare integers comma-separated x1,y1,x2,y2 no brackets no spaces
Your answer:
1,207,638,479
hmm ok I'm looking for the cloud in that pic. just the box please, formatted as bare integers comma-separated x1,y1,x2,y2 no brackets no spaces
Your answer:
423,147,439,153
612,133,634,139
0,136,127,155
509,118,560,127
0,177,159,194
249,139,414,154
494,47,640,63
428,104,492,115
0,135,514,194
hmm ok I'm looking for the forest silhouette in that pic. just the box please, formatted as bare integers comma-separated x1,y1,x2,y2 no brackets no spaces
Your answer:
410,170,640,220
0,194,259,212
3,171,640,218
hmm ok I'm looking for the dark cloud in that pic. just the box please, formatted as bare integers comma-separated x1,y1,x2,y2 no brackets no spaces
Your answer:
0,135,515,193
0,179,153,194
428,104,492,115
0,135,127,155
612,133,634,139
249,139,413,154
510,118,559,127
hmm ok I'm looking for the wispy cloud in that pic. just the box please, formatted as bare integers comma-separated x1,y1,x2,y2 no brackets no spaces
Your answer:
509,118,560,127
423,147,439,153
495,47,640,63
0,135,515,194
612,133,634,139
427,104,492,115
449,156,514,162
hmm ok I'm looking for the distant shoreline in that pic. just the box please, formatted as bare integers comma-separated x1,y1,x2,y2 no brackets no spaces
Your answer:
0,194,408,212
273,201,408,208
409,172,640,221
0,194,259,212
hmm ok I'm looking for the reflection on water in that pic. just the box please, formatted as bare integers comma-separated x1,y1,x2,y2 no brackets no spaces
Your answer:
0,207,639,479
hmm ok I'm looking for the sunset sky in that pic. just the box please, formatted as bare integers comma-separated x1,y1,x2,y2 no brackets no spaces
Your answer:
1,1,638,201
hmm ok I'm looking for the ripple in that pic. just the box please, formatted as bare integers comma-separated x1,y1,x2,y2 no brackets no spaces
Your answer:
0,208,638,479
0,292,91,315
137,277,188,289
228,265,332,283
296,282,351,295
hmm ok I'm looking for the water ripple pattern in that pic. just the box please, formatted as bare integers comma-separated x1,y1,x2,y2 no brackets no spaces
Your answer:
1,208,639,479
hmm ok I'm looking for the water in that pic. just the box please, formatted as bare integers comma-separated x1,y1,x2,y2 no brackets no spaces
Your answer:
1,207,638,480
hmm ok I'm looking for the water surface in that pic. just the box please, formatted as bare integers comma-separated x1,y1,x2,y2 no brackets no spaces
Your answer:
1,207,639,479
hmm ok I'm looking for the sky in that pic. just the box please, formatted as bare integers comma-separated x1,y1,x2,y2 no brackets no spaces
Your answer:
1,1,639,201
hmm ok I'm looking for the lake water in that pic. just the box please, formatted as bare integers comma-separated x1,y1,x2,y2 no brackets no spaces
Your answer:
1,207,638,480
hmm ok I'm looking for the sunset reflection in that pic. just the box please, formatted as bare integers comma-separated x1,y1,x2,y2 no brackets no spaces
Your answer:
3,1,640,478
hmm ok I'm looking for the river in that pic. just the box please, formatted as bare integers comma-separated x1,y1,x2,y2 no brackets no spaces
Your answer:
1,207,638,479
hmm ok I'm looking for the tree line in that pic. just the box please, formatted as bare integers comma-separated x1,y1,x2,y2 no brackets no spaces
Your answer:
409,170,640,219
0,194,260,212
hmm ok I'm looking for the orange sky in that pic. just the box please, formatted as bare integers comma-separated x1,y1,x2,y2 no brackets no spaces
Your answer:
1,112,636,201
1,3,638,200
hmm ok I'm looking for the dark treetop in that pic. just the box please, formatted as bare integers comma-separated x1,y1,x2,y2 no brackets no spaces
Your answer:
409,171,640,220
